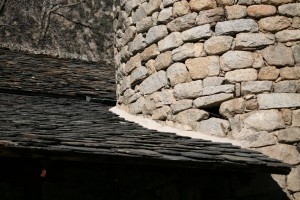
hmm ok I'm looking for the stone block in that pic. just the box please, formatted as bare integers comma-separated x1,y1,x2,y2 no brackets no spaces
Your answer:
152,106,171,120
162,0,177,7
247,5,277,18
261,43,294,66
292,17,300,29
136,17,153,33
293,44,300,64
176,109,209,125
193,118,230,136
140,71,169,95
158,7,173,23
203,77,225,87
202,85,235,96
143,0,162,15
268,0,294,5
145,59,156,75
181,24,212,42
204,36,233,55
166,63,190,86
141,44,160,61
129,34,147,54
125,0,140,13
258,66,279,80
225,68,258,83
194,93,234,108
145,25,168,45
172,43,199,61
129,97,145,114
131,66,148,83
220,98,245,118
225,5,247,20
151,89,176,105
154,51,173,71
276,127,300,143
281,109,293,125
167,12,198,32
258,93,300,109
196,7,225,25
189,0,217,11
171,99,193,114
174,80,203,99
215,19,258,35
158,32,183,52
173,1,190,17
258,16,292,32
293,109,300,127
275,30,300,42
220,51,254,71
274,80,299,93
241,81,273,95
216,0,234,5
125,53,142,73
121,26,137,46
278,3,300,17
253,52,265,69
186,56,220,79
287,166,300,192
280,67,300,80
235,33,275,49
132,6,147,23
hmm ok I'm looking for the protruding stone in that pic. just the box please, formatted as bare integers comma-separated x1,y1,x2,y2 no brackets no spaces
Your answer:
280,67,300,80
258,66,279,80
171,99,193,114
281,109,293,125
186,56,220,80
203,77,225,87
129,97,145,114
204,36,233,55
136,17,153,33
278,3,300,17
194,93,234,108
220,98,245,118
261,43,295,66
151,89,176,105
274,80,299,93
125,53,142,73
141,44,160,61
233,129,276,148
189,0,217,11
287,166,300,192
152,106,171,120
247,5,277,18
196,7,225,25
174,80,203,99
241,81,273,95
140,71,169,95
225,5,247,20
158,32,183,52
293,109,300,127
125,0,140,13
132,6,147,23
167,12,197,32
220,51,254,71
154,51,173,71
258,16,292,32
145,25,168,45
129,34,147,53
225,69,257,83
176,109,209,125
131,66,148,83
293,44,300,64
173,1,190,17
143,0,162,15
216,0,234,5
121,26,137,46
193,118,230,136
258,93,300,109
202,85,235,96
253,53,265,69
181,24,212,42
166,63,190,86
276,127,300,143
235,33,275,49
275,30,300,42
172,43,205,62
158,7,173,23
215,19,259,35
268,0,294,5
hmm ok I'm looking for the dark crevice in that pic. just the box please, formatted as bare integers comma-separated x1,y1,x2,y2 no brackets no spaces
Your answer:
203,106,224,119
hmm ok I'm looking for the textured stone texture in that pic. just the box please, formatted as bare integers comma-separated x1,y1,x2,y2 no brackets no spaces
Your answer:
171,100,193,114
258,66,280,80
174,80,203,99
293,110,300,127
258,16,292,32
158,32,183,51
225,5,247,20
154,51,173,71
131,66,148,83
129,97,145,114
186,57,220,79
181,24,212,42
202,85,235,96
129,34,147,54
275,30,300,42
176,109,209,125
225,69,258,83
194,93,234,108
261,43,295,66
235,33,275,49
166,63,190,86
203,77,225,87
241,81,273,95
220,51,254,71
247,5,277,18
193,118,230,136
278,3,300,17
173,1,190,17
167,12,198,32
258,93,300,109
189,0,217,11
204,36,233,55
215,19,259,35
125,54,142,74
277,127,300,143
287,166,300,192
196,8,225,25
172,43,205,61
274,81,299,93
158,7,173,23
140,71,168,95
145,25,168,45
152,106,171,120
141,44,160,61
220,98,245,118
136,17,153,32
280,67,300,80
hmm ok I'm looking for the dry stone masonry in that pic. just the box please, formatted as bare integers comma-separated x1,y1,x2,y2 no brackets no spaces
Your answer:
114,0,300,198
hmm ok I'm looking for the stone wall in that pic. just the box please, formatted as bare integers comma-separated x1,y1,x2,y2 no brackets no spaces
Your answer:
114,0,300,199
0,0,114,64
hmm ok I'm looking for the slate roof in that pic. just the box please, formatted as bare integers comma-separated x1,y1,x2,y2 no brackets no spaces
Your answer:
0,49,291,174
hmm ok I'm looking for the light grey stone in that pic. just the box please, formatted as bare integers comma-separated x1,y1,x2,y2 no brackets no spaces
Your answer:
237,0,253,5
167,12,198,32
235,83,241,97
145,25,168,45
151,90,176,105
278,3,300,17
128,34,146,53
140,71,169,95
204,36,233,55
181,24,212,42
274,80,299,93
258,93,300,109
293,44,300,64
220,98,245,118
136,17,153,33
220,51,254,71
129,97,145,114
226,5,247,20
241,110,285,131
276,127,300,143
281,109,293,126
196,7,225,25
186,56,220,79
194,93,234,108
235,33,275,49
253,52,265,69
280,67,300,80
171,99,193,114
225,69,257,83
287,166,300,192
158,7,173,23
215,19,258,35
132,6,147,23
123,89,135,104
131,66,148,83
166,63,190,86
258,16,292,32
174,80,203,99
152,106,171,120
193,118,230,137
202,85,235,96
143,0,162,15
119,76,131,94
258,66,280,80
176,109,209,125
125,0,140,13
275,30,300,42
173,1,190,17
121,26,137,46
241,81,273,95
162,0,177,7
172,43,201,61
293,109,300,127
143,95,161,115
125,53,142,74
141,44,160,61
158,32,183,52
154,51,173,70
292,17,300,29
129,92,142,104
203,77,225,87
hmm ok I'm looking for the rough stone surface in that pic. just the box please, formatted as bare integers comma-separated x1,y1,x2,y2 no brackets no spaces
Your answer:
276,127,300,143
174,80,203,99
167,12,198,32
171,100,193,114
141,44,160,61
241,81,273,95
225,69,258,83
176,109,209,125
280,67,300,80
247,5,277,18
172,43,204,61
275,30,300,42
158,7,173,23
287,166,300,192
151,90,176,105
258,93,300,109
140,71,169,95
129,97,145,114
235,33,275,49
181,24,212,42
260,43,295,66
215,19,259,35
204,36,233,55
143,0,162,15
136,17,153,33
152,106,171,120
166,63,190,86
154,51,173,71
194,118,230,136
281,109,293,125
145,25,168,45
189,0,217,11
293,44,300,64
186,56,220,79
258,66,279,80
203,77,225,87
278,3,300,17
202,85,235,96
132,6,147,23
292,109,300,127
196,8,225,25
220,51,254,71
194,93,234,108
129,34,147,54
220,98,245,118
158,32,184,52
274,80,299,93
173,1,190,17
216,0,234,5
125,54,142,74
131,66,148,83
258,16,292,32
252,53,265,69
225,5,247,20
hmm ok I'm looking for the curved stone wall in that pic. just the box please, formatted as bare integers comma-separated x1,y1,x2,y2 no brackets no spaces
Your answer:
114,1,300,198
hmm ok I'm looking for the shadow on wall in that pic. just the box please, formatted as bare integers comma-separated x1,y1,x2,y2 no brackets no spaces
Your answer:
0,157,289,200
0,0,114,63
